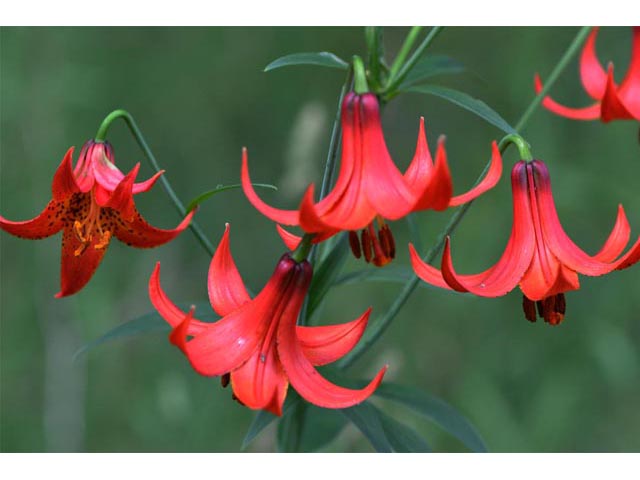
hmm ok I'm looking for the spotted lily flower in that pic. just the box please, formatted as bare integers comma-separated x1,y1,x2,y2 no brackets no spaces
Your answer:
410,159,640,325
243,92,501,266
149,224,387,415
535,27,640,122
0,141,194,297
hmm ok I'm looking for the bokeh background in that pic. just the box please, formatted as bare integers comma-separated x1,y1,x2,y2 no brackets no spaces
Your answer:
1,27,638,452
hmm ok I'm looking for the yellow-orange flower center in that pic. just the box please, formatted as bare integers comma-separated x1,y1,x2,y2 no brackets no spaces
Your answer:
70,193,113,256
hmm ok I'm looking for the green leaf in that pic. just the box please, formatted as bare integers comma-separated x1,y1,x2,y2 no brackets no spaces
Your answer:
277,401,306,452
306,233,350,319
376,407,432,452
407,84,516,135
340,401,393,453
241,393,301,450
186,183,276,212
264,52,349,72
73,302,217,360
400,55,466,89
375,383,488,452
298,405,348,452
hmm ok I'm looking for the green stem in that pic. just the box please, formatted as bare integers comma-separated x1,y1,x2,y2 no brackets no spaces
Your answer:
387,26,423,83
502,134,533,161
385,26,444,94
365,27,384,90
353,56,369,94
291,234,315,263
94,109,216,257
339,26,591,369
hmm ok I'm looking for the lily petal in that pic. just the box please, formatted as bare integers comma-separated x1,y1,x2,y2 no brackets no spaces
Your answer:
174,257,297,377
230,346,289,416
56,224,111,298
241,148,299,226
208,223,250,316
52,148,81,202
411,136,453,212
579,27,607,99
112,203,195,249
449,141,503,207
619,27,640,117
276,224,302,251
148,263,209,334
277,269,386,408
408,243,451,290
600,65,635,122
0,200,65,239
593,205,631,262
439,162,536,297
534,74,601,120
102,163,139,220
533,159,640,276
403,117,434,188
297,308,371,366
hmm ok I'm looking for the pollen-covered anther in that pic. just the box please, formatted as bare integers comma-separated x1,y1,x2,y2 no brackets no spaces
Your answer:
94,231,111,250
536,293,566,325
522,293,567,325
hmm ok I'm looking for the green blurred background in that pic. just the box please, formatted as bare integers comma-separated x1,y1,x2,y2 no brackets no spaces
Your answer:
1,27,639,452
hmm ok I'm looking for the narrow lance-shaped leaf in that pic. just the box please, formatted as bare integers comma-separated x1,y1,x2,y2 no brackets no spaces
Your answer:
340,401,393,453
375,383,488,452
277,401,307,452
186,183,276,212
73,302,218,360
264,52,349,72
297,405,349,452
407,84,516,135
376,406,432,453
241,393,301,450
400,55,466,89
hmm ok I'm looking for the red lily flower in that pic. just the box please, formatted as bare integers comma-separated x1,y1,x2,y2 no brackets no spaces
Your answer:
535,27,640,122
0,140,194,297
410,159,640,325
243,92,501,266
149,224,387,416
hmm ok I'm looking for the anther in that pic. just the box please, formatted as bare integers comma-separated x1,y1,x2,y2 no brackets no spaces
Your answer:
220,373,230,388
522,295,537,323
349,231,362,259
361,228,373,263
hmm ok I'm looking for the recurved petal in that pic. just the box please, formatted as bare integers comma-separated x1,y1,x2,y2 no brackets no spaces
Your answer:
403,117,434,189
112,204,195,249
52,147,81,202
449,141,503,207
276,224,302,250
593,205,631,262
0,200,65,239
579,27,607,100
534,74,602,120
440,162,536,297
174,256,297,377
279,316,387,408
297,308,371,366
411,136,453,212
408,243,451,290
241,148,300,226
92,144,164,194
532,159,640,275
102,163,139,220
208,224,251,316
600,65,635,122
619,27,640,117
230,346,289,416
56,224,111,298
148,263,209,334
